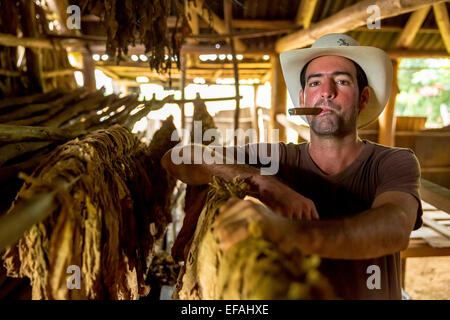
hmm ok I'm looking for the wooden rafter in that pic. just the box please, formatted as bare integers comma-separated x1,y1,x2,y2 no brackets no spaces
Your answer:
396,5,431,48
295,0,319,28
276,0,446,53
433,2,450,53
233,19,296,29
190,0,247,51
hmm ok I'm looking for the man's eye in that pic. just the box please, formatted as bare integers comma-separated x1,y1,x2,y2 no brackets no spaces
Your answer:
337,80,350,85
308,81,320,87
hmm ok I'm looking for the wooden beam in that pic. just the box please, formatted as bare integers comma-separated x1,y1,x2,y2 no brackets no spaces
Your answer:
42,69,77,78
0,32,84,49
190,0,247,51
378,59,399,146
233,19,295,29
187,27,299,40
270,54,286,142
180,43,273,55
433,2,450,53
276,0,446,52
295,0,319,28
387,49,449,58
396,6,431,48
355,25,440,33
95,66,120,80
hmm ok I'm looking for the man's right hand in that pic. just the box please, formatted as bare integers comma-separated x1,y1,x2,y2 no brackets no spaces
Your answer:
252,175,319,220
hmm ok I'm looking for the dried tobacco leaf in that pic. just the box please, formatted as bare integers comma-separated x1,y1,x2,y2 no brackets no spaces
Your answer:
2,120,179,299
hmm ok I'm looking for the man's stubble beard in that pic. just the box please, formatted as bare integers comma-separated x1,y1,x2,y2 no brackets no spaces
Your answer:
309,103,359,138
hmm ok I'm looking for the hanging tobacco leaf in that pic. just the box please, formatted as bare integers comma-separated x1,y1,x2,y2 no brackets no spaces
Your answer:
79,0,192,73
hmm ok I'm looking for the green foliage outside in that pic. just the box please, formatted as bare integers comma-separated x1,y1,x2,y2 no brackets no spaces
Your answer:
396,59,450,128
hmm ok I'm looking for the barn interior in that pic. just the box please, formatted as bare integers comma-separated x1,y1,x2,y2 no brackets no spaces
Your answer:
0,0,449,300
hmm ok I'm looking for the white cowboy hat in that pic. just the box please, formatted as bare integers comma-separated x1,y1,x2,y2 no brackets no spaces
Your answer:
280,33,393,128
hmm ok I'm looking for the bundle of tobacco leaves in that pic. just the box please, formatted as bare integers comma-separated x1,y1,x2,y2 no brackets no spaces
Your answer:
173,176,336,300
171,98,219,262
79,0,190,73
2,118,179,299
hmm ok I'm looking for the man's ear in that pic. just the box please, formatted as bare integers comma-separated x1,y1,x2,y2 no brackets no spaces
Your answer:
299,89,305,107
358,86,370,112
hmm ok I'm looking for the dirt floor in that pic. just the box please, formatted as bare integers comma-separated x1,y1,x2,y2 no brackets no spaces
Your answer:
404,256,450,300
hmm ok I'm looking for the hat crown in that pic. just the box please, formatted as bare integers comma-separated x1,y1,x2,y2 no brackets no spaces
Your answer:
312,33,360,48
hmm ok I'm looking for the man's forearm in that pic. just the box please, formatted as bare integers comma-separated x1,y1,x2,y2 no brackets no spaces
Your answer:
289,203,411,259
161,144,261,186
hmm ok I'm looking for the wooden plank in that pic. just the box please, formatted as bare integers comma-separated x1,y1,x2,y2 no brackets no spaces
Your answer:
396,6,431,48
423,216,450,239
420,179,450,214
275,0,445,52
423,211,450,220
402,238,450,258
433,2,450,53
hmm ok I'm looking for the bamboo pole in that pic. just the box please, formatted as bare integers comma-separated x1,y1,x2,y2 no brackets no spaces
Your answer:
275,0,446,52
0,176,79,252
0,89,63,111
0,141,53,167
0,88,85,123
123,95,174,130
0,147,51,182
0,124,85,142
40,90,105,127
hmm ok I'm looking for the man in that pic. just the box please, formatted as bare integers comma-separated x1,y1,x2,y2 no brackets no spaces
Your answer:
162,33,422,299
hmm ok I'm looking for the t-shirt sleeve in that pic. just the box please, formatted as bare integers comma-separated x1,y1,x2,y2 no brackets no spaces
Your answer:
376,149,423,230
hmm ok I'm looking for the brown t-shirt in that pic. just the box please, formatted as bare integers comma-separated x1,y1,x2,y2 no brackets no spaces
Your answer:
238,139,422,299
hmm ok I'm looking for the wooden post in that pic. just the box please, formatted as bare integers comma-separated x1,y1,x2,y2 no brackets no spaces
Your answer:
251,84,260,142
270,54,286,143
82,52,96,92
180,54,186,129
224,0,240,132
19,0,44,92
378,59,399,146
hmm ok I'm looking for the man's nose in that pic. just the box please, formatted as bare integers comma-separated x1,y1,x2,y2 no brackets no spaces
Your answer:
320,79,336,99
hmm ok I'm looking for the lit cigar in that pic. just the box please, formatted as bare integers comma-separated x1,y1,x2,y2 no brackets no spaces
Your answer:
288,108,322,116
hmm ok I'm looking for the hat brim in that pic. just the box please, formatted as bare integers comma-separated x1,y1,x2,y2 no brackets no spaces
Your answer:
280,46,393,128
